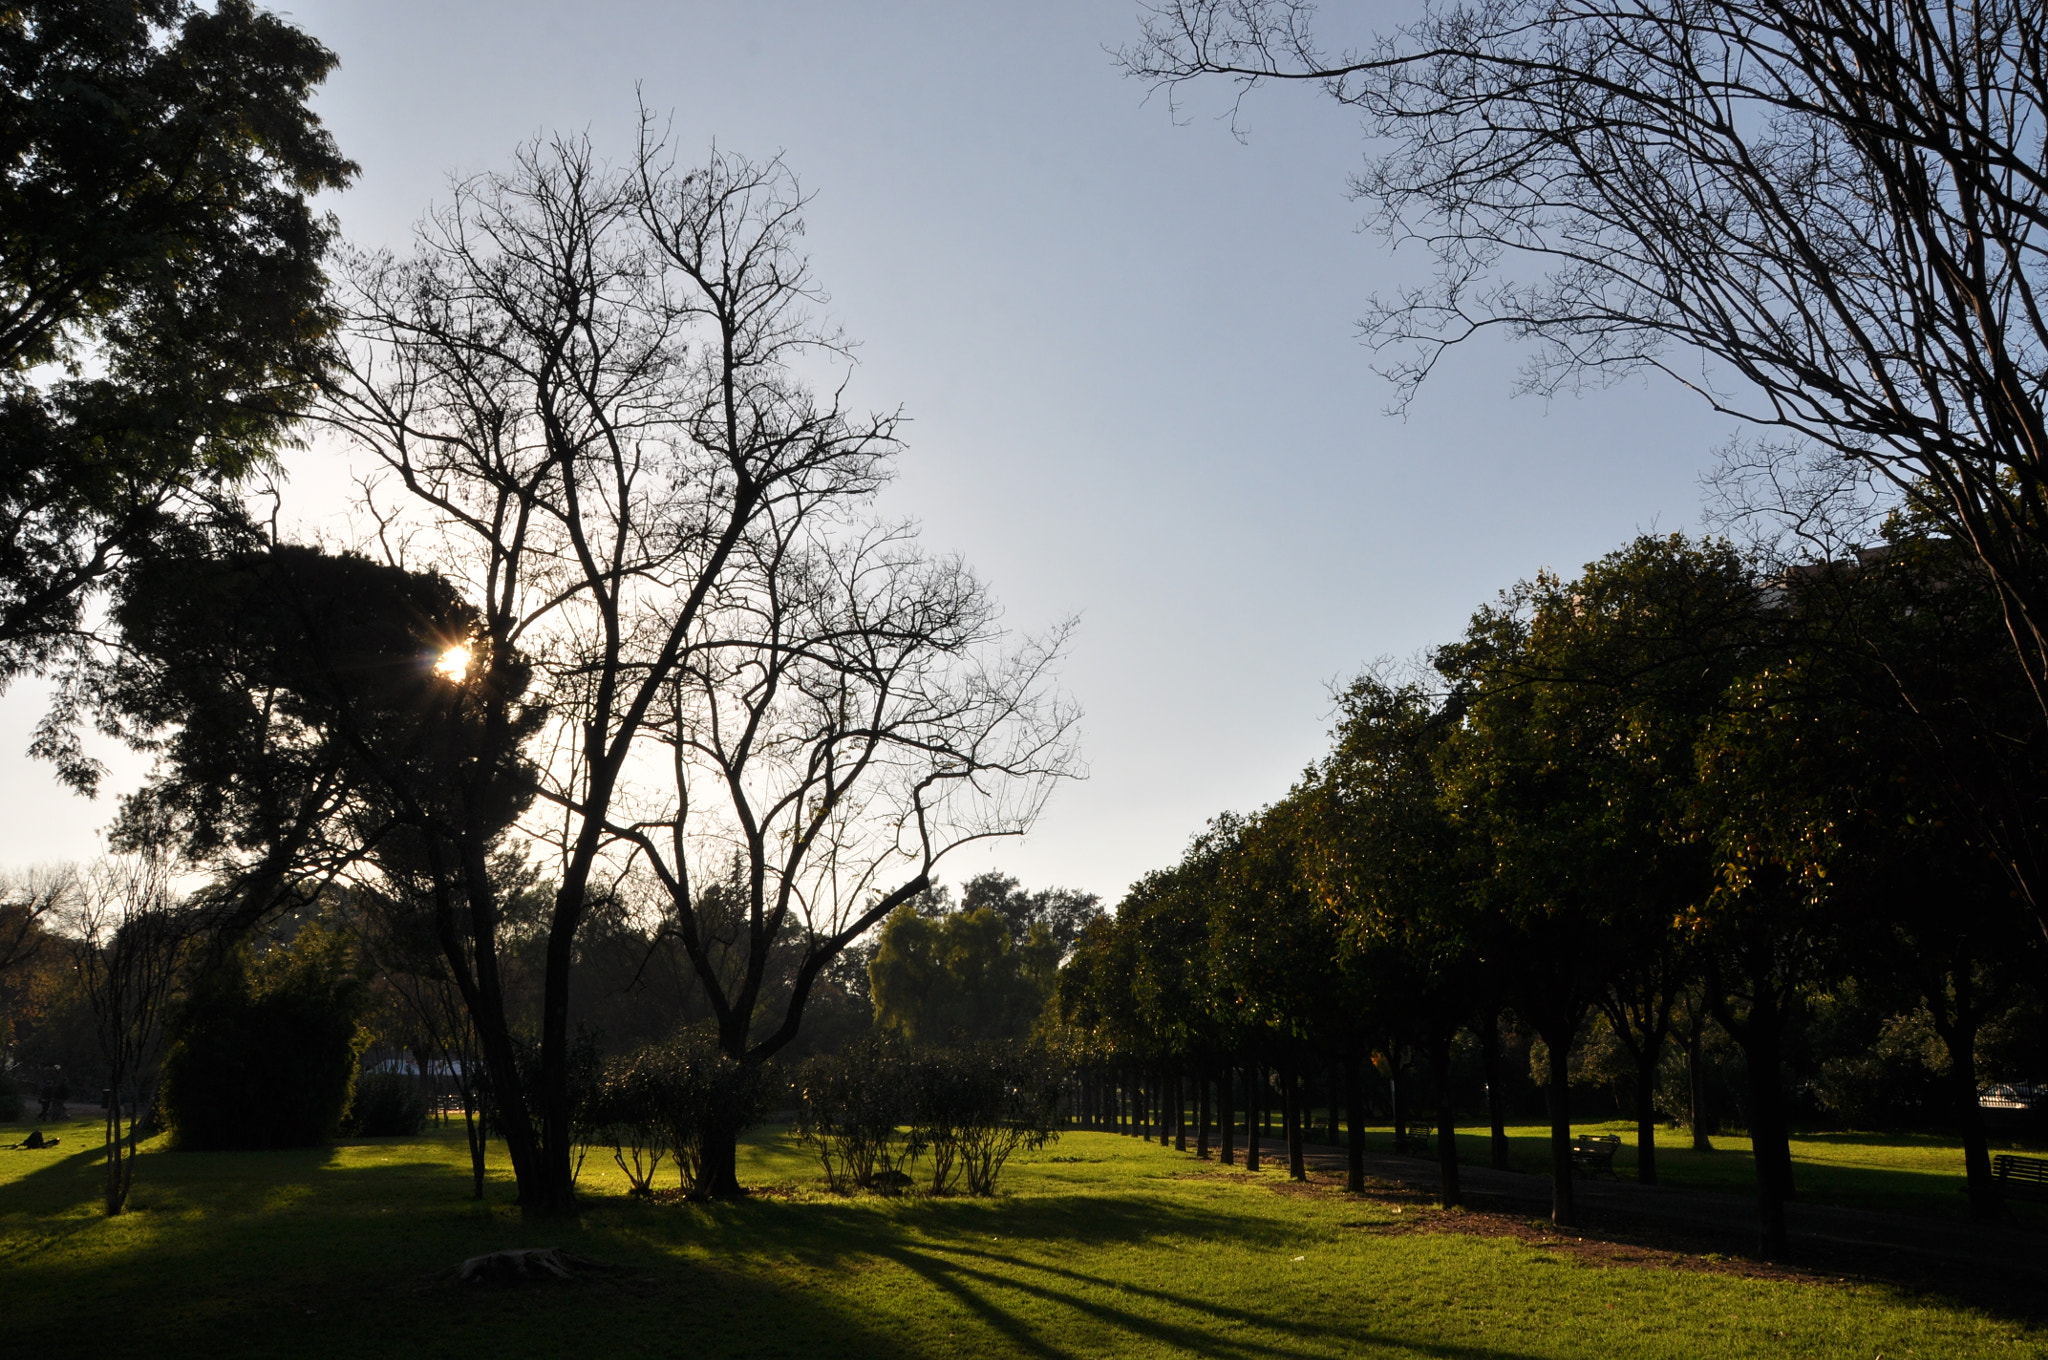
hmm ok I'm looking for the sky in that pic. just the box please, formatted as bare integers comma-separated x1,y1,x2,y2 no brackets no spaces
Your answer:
0,0,1737,905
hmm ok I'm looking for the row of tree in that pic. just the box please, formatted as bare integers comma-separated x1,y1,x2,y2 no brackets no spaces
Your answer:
1060,530,2048,1256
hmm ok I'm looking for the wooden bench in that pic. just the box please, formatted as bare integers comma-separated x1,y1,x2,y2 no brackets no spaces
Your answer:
1991,1154,2048,1203
1398,1125,1430,1155
1570,1134,1621,1178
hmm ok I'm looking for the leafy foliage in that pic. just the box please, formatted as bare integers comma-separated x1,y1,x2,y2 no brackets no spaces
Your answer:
162,922,367,1149
795,1037,1064,1195
0,0,354,729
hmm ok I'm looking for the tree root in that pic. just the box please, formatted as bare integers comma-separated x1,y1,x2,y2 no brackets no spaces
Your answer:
454,1248,611,1284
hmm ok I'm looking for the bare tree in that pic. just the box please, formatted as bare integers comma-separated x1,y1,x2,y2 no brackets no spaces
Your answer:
0,863,73,980
322,122,1076,1209
69,850,194,1215
1123,0,2048,804
367,892,496,1200
615,519,1075,1192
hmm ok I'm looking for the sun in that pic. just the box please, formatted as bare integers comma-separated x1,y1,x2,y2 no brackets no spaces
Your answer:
434,644,473,683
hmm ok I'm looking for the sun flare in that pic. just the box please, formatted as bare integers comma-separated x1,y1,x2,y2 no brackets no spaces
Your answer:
434,644,472,683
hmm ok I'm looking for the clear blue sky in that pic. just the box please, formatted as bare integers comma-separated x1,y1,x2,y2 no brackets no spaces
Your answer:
0,0,1734,904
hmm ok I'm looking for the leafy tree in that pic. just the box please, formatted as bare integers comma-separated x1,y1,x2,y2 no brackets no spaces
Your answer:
1435,536,1755,1225
1522,536,1755,1189
1,0,353,757
959,872,1104,956
1712,535,2047,1220
106,530,541,932
869,903,1058,1046
0,864,71,983
1303,672,1479,1201
161,917,367,1149
1212,802,1342,1180
1107,835,1236,1157
1436,595,1627,1226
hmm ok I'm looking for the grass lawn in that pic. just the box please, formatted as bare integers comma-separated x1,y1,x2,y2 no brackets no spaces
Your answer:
3,1114,2041,1359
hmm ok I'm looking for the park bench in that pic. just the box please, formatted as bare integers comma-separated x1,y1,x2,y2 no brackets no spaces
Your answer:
1570,1134,1621,1179
1398,1126,1430,1155
1991,1154,2048,1203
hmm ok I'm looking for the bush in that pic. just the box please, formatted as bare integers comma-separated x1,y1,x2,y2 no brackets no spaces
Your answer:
1810,1009,1948,1128
796,1038,1064,1196
347,1070,429,1137
587,1034,765,1196
795,1036,918,1192
913,1043,1065,1195
162,926,367,1149
0,1068,22,1122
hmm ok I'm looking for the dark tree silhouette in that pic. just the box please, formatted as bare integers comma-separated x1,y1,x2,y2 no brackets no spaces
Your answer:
1,0,354,769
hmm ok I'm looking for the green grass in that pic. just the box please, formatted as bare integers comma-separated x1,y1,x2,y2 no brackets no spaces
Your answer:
2,1115,2040,1358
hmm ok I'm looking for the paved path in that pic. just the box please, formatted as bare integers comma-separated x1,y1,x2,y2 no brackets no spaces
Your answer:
1273,1140,2048,1279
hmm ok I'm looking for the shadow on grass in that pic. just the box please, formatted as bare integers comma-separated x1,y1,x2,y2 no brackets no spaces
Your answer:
502,1190,1561,1360
2,1139,105,1192
849,1229,1555,1360
7,1175,1566,1360
14,1127,2027,1358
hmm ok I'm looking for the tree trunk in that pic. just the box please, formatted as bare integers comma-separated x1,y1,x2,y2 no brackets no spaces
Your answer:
1682,1004,1716,1150
1387,1041,1408,1153
1634,1048,1660,1186
440,863,547,1210
1543,1028,1576,1227
1157,1066,1171,1145
1325,1063,1340,1144
1283,1064,1306,1181
101,1073,135,1217
1735,1017,1793,1257
696,1118,744,1199
1174,1066,1188,1151
1480,1010,1510,1170
1928,988,1998,1222
1344,1052,1367,1193
1245,1063,1262,1172
1954,1060,1999,1222
1196,1064,1212,1159
463,1091,488,1200
532,876,588,1216
1428,1035,1461,1208
1220,1064,1237,1166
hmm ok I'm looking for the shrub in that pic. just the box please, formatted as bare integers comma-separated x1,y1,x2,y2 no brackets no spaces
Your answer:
914,1043,1065,1195
797,1038,1065,1196
796,1036,917,1192
589,1034,765,1196
162,926,367,1149
0,1068,22,1122
347,1070,429,1137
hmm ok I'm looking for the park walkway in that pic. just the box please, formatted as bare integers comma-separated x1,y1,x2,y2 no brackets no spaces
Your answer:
1282,1139,2048,1282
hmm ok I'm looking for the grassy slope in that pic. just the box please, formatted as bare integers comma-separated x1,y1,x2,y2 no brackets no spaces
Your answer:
2,1115,2040,1359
